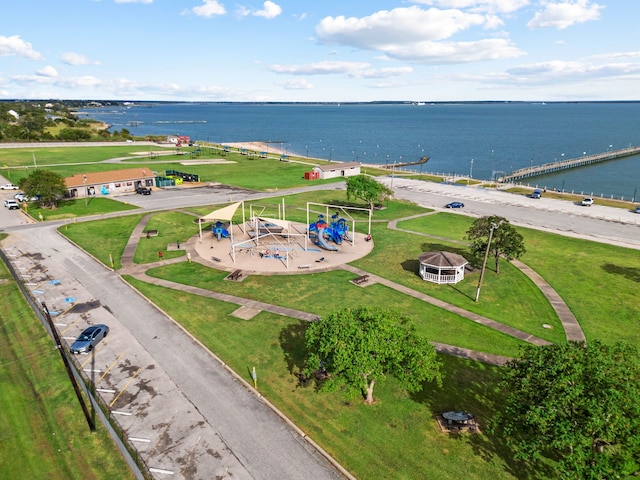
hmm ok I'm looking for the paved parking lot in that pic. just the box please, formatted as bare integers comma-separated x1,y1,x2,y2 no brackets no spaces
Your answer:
0,225,346,480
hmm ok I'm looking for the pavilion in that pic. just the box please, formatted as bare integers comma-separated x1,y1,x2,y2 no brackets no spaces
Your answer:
418,251,468,284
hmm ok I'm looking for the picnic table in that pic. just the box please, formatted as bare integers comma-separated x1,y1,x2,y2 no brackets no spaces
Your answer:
442,411,473,424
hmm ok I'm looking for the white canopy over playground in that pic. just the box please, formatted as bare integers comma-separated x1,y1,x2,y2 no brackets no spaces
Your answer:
198,200,373,269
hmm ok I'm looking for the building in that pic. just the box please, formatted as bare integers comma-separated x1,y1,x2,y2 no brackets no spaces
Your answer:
418,251,469,285
167,134,191,146
65,167,156,199
312,162,361,180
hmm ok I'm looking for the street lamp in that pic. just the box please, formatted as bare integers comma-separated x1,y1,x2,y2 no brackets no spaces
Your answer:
83,175,87,207
475,221,501,303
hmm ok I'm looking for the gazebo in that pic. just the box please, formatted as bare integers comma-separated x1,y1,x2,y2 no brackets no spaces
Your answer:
418,251,468,284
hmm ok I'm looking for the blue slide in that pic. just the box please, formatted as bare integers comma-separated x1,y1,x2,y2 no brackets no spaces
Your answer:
316,226,338,251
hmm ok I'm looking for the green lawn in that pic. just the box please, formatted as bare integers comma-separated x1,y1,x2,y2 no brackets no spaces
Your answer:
0,261,134,480
127,277,547,480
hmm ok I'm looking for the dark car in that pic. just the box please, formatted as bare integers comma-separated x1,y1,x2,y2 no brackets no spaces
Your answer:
445,202,464,209
136,187,151,195
531,189,542,199
70,324,109,354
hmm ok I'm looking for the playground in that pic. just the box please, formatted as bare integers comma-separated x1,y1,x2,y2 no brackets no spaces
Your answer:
193,202,375,274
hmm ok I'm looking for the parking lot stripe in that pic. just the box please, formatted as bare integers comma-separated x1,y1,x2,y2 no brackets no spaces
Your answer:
98,353,124,383
110,367,141,408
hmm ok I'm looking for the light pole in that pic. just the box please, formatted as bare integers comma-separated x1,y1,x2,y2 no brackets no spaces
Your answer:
468,158,473,185
475,221,501,303
83,175,87,207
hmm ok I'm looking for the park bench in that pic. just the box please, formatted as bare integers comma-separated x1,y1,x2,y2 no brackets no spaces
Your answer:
227,270,243,281
352,275,370,285
143,229,158,238
298,264,311,269
211,256,221,262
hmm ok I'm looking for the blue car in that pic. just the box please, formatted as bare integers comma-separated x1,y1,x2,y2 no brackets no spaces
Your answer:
445,202,464,209
70,324,109,354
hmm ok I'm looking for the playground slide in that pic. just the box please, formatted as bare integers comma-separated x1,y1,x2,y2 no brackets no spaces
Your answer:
316,227,338,251
213,227,230,240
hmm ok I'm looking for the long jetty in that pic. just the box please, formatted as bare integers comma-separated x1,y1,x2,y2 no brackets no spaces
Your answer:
497,145,640,183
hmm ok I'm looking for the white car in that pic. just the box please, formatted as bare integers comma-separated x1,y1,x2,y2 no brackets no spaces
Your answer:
0,183,19,190
4,199,19,210
581,197,594,206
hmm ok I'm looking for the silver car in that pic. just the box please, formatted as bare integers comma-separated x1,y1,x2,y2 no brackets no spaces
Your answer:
70,324,109,354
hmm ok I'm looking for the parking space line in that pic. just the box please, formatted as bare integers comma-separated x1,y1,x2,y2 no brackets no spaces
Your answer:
96,388,116,393
129,437,151,443
98,352,124,383
149,467,174,475
111,411,132,416
110,367,141,408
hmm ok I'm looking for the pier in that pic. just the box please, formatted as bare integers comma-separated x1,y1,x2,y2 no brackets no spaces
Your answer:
497,145,640,183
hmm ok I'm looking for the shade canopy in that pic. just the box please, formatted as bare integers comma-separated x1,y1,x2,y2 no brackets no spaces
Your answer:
200,202,242,222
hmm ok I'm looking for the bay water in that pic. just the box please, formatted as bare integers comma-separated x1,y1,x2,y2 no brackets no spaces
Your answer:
86,102,640,201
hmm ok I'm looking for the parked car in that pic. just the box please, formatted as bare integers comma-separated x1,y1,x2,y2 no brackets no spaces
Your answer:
581,197,594,206
0,183,19,190
14,193,40,202
136,187,151,195
70,324,109,354
445,202,465,209
531,189,542,199
4,199,19,210
634,206,640,214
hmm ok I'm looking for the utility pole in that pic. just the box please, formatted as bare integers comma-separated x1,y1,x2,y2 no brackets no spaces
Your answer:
41,302,95,431
475,222,499,303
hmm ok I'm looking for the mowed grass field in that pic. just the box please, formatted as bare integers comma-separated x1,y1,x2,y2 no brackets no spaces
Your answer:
0,257,134,480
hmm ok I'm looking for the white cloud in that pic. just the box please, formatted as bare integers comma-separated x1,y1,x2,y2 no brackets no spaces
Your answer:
527,0,604,30
270,61,413,80
410,0,530,14
0,35,43,60
36,66,58,77
191,0,226,17
316,7,523,64
315,6,521,64
270,61,372,76
114,0,153,3
278,78,314,90
237,1,282,19
385,38,523,63
317,7,487,47
61,52,100,66
254,1,282,19
352,67,414,79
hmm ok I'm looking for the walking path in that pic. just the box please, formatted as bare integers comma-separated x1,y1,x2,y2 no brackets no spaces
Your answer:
388,212,585,344
119,209,585,370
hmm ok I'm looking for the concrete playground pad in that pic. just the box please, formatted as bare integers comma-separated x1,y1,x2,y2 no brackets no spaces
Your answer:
194,221,375,275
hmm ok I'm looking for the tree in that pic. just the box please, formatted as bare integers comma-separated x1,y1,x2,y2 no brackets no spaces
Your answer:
466,215,525,273
19,169,67,208
345,175,392,211
492,341,640,479
304,306,442,404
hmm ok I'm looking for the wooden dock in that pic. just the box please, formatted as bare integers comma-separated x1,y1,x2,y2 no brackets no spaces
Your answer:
497,145,640,183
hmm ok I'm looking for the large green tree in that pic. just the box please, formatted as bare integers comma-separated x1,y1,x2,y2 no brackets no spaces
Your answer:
19,169,67,208
304,306,442,404
492,341,640,479
466,215,525,273
345,175,392,211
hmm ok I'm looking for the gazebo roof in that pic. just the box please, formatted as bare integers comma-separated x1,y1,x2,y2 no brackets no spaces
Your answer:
418,251,468,267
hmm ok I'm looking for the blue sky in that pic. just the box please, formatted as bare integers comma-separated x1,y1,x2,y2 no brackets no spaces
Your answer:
1,0,637,102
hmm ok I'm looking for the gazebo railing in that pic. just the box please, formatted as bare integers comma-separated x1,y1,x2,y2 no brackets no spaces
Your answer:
421,272,462,284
